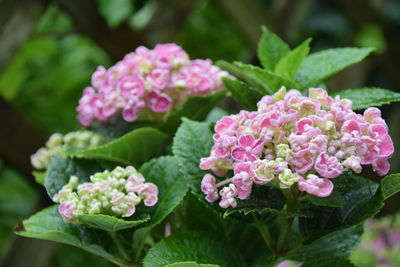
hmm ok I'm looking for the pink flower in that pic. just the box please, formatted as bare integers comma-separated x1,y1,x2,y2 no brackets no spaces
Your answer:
368,124,394,159
309,87,333,108
125,175,145,192
342,156,362,173
231,135,264,162
373,158,390,176
76,87,102,126
219,184,238,208
148,68,170,89
364,107,382,124
298,174,334,197
291,155,314,174
315,152,344,178
214,116,237,135
118,76,145,98
77,43,229,126
199,156,217,170
58,201,76,221
147,91,172,112
201,174,218,203
198,87,394,207
91,66,108,90
232,162,253,200
139,183,159,206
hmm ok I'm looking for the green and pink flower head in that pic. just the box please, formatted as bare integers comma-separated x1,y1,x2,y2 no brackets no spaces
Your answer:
200,87,394,208
77,43,231,126
31,131,105,170
53,166,158,222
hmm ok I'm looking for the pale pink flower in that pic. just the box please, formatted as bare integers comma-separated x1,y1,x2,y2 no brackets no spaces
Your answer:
298,174,333,197
58,201,76,221
139,183,158,206
219,184,238,208
315,152,344,178
201,174,218,203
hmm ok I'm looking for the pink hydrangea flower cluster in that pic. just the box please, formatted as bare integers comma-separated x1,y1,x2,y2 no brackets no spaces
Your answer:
200,87,394,208
53,166,158,222
77,43,231,126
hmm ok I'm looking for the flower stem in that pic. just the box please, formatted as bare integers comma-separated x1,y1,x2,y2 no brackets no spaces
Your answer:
276,188,298,252
252,214,274,251
109,231,130,262
216,178,233,188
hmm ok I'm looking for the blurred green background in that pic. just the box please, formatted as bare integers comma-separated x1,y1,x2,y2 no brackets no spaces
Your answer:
1,0,400,266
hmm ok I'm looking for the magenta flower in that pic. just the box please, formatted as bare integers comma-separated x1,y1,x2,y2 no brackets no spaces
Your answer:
147,91,172,113
232,135,264,162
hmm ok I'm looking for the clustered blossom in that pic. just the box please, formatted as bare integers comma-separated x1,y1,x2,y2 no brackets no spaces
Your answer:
77,43,231,126
53,166,158,222
31,131,105,170
200,87,394,208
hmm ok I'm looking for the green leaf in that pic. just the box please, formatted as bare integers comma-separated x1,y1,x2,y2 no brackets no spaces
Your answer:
205,107,229,124
97,0,134,28
222,77,261,110
381,173,400,200
275,38,311,79
139,156,188,227
165,262,219,267
77,213,150,232
143,231,245,267
33,171,46,185
258,26,290,71
287,224,363,263
161,90,226,135
333,87,400,110
45,156,104,198
337,175,379,221
235,63,301,94
223,185,285,217
76,127,168,167
172,119,213,196
307,190,344,208
296,47,373,87
0,166,38,256
299,174,383,240
16,206,126,266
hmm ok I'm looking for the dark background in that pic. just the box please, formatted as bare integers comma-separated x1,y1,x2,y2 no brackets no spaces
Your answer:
1,0,400,266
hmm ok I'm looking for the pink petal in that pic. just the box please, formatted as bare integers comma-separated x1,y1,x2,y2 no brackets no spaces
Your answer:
373,158,390,176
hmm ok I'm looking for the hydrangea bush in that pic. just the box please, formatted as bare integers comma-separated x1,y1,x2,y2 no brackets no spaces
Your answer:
17,26,400,267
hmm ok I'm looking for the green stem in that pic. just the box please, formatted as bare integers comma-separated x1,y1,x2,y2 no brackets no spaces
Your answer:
252,214,274,250
134,228,151,262
276,188,299,252
276,217,292,252
109,231,130,262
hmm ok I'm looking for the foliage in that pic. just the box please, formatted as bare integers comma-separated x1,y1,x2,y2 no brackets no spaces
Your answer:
8,14,400,267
